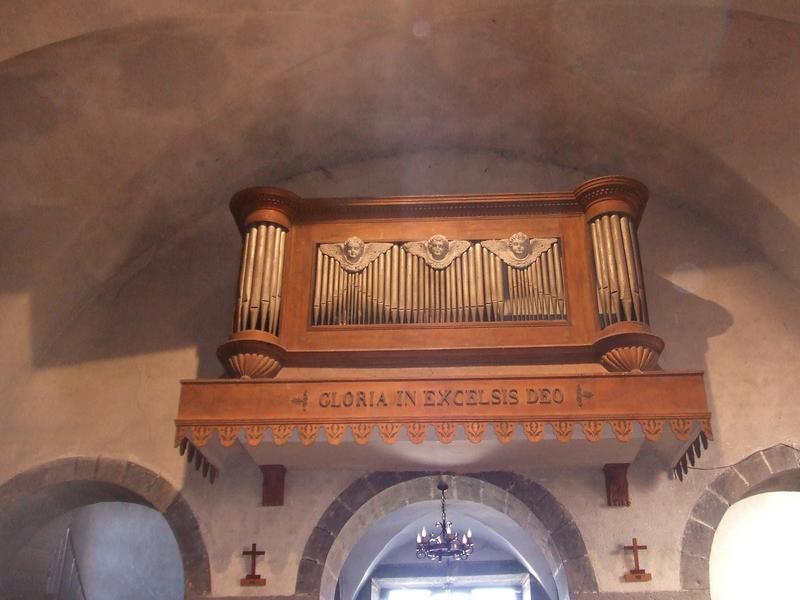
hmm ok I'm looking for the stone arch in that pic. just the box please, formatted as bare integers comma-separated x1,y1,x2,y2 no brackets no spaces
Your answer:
680,443,800,591
297,471,597,600
0,456,211,597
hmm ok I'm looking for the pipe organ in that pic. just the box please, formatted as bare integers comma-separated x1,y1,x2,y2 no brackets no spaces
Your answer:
178,176,711,468
216,176,665,378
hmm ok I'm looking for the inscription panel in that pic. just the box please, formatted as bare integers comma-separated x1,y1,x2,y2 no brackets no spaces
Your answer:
178,372,709,425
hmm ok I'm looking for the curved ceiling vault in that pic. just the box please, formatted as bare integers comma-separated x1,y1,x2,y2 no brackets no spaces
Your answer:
1,1,798,369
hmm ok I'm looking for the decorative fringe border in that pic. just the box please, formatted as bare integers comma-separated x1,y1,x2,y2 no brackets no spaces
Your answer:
175,417,712,448
673,430,711,481
177,437,218,483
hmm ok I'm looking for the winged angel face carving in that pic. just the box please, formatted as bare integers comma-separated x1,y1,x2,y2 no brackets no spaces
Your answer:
481,233,558,268
343,237,364,262
403,235,471,269
319,237,393,272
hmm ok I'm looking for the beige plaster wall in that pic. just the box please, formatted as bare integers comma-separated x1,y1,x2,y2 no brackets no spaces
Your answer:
1,150,798,596
1,5,799,596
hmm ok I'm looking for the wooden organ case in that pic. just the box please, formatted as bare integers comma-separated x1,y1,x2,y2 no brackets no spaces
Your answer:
176,176,711,495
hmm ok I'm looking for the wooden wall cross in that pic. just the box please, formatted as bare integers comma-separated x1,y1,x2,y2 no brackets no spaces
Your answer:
622,537,652,582
241,543,267,586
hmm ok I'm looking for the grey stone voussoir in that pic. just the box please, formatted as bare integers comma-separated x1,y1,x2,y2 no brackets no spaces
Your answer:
708,467,748,504
733,452,771,487
689,490,729,529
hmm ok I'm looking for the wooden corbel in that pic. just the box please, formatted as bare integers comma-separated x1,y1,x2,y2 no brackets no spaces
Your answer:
260,464,287,506
603,463,631,507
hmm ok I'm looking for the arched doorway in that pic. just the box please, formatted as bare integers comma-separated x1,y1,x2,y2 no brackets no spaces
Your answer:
338,497,552,600
0,457,210,598
296,472,598,600
709,490,800,599
680,443,800,593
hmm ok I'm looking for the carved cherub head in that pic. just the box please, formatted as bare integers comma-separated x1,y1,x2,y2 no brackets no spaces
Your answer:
426,235,450,260
508,232,531,259
343,236,365,262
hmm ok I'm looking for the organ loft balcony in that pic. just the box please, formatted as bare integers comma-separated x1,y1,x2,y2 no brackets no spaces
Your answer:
175,176,711,491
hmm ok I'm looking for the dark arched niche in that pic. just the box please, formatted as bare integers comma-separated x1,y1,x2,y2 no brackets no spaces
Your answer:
0,457,211,597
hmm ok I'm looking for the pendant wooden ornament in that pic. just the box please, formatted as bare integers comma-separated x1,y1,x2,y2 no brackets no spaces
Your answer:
623,538,652,582
241,543,267,586
260,465,286,507
603,463,631,507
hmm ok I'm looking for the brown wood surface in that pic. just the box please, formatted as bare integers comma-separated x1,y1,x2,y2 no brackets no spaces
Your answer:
179,371,708,423
175,371,711,447
279,213,598,354
221,177,653,371
259,465,286,506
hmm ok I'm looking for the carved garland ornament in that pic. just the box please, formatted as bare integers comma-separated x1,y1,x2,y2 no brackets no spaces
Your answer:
181,418,712,447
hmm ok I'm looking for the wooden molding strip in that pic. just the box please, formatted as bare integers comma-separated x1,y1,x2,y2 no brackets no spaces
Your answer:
174,417,712,448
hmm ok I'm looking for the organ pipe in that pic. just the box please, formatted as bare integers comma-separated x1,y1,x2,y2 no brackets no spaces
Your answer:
233,223,287,335
310,239,567,325
589,214,649,327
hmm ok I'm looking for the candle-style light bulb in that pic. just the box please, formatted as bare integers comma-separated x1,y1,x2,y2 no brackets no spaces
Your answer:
421,527,427,538
462,534,467,544
467,529,472,539
417,533,422,544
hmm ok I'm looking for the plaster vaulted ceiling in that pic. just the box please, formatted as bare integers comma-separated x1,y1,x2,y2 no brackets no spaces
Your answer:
1,0,798,369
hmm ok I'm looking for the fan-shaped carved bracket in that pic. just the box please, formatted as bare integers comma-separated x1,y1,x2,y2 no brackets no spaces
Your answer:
594,323,664,373
217,330,286,379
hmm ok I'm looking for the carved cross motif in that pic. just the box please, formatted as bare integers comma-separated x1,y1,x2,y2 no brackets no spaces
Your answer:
622,537,652,582
576,384,593,408
291,390,309,411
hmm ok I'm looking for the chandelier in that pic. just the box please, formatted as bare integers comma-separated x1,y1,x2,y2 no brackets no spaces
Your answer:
416,482,474,561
